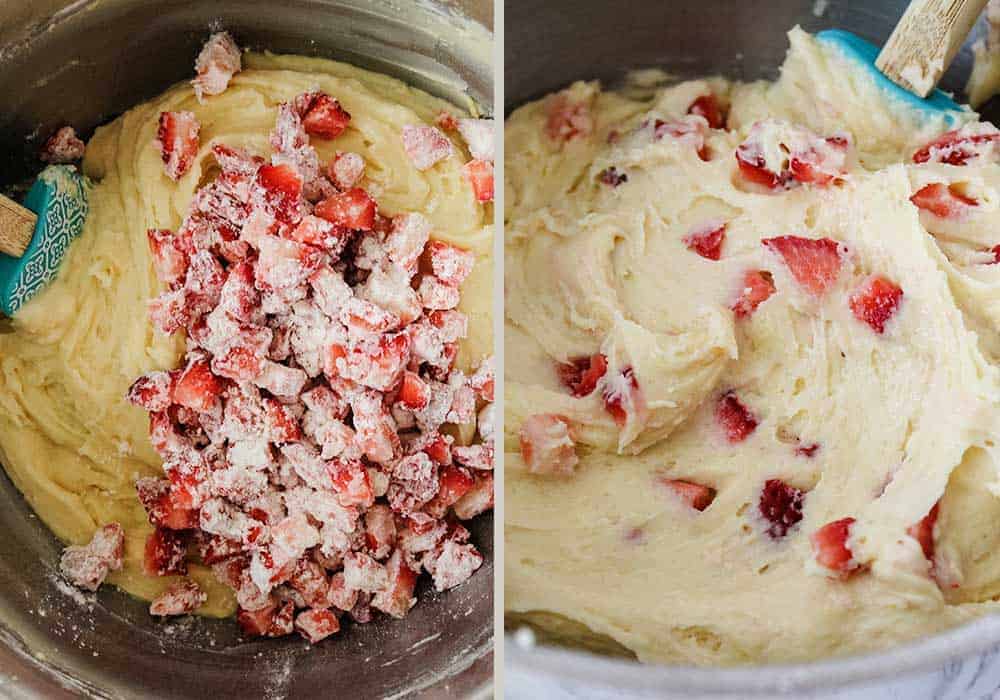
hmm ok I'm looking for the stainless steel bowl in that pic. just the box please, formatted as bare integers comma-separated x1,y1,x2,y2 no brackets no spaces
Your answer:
505,0,1000,695
0,1,493,697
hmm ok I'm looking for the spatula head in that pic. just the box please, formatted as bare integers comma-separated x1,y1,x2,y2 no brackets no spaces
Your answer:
0,165,89,316
817,29,968,126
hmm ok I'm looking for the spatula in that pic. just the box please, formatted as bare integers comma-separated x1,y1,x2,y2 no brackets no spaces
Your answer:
817,0,989,123
0,165,89,316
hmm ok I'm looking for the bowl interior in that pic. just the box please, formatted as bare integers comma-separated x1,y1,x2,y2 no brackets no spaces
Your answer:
0,1,493,698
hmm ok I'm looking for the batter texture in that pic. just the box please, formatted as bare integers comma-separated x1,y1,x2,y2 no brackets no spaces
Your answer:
0,53,492,616
505,28,1000,664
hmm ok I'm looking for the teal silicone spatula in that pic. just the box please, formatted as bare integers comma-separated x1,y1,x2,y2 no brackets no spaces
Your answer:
817,0,988,124
0,165,89,316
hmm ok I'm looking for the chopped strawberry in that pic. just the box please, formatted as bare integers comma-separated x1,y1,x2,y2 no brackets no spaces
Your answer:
58,523,125,592
736,141,787,189
658,478,716,511
716,391,757,443
288,559,331,608
601,366,644,428
371,550,418,618
519,414,578,476
425,539,482,591
422,432,454,466
136,477,200,530
40,126,86,164
811,517,860,578
328,151,365,190
327,571,360,611
732,270,775,319
849,276,903,334
149,289,190,335
156,111,200,180
907,502,939,561
256,163,303,225
545,92,592,142
147,228,189,287
195,532,243,564
287,214,341,250
788,135,850,186
436,111,460,132
912,124,1000,165
762,236,842,296
796,442,820,458
328,459,375,507
362,504,396,559
295,608,341,643
172,359,223,413
399,370,430,409
315,188,376,230
557,353,607,397
126,371,175,412
687,94,726,129
262,397,302,443
683,221,726,261
418,275,461,310
150,580,206,616
425,465,475,517
453,471,493,520
237,603,278,637
300,93,352,139
652,118,709,160
426,240,475,287
910,183,978,219
468,356,494,402
456,118,494,161
758,479,805,538
385,213,432,272
598,167,628,187
463,159,494,202
192,31,241,101
401,125,452,170
143,527,189,577
736,121,848,190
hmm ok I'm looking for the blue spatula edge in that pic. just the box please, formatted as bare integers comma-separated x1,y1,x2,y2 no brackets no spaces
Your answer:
0,165,89,316
817,29,967,126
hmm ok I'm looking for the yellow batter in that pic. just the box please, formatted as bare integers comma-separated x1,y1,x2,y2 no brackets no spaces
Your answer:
0,53,492,617
506,28,1000,664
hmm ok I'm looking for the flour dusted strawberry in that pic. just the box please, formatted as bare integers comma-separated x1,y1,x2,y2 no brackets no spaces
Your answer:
758,479,805,538
683,220,726,261
144,527,189,576
147,228,190,287
386,213,432,271
545,90,593,142
192,32,241,101
425,465,475,518
363,504,397,559
762,236,843,296
127,371,175,412
453,472,493,520
426,240,475,286
401,125,453,170
424,539,483,591
912,123,1000,165
295,608,341,643
59,523,125,592
462,159,495,202
519,414,577,476
811,517,861,578
256,361,308,399
156,111,200,180
328,151,366,190
436,111,460,132
195,532,243,565
716,391,758,443
136,476,200,530
172,358,224,412
150,580,207,616
40,125,86,163
658,478,716,511
351,391,400,464
457,118,495,161
149,289,191,335
910,183,978,219
298,92,351,139
849,276,903,334
315,188,376,230
388,452,440,513
369,550,417,618
732,270,775,319
344,551,389,592
687,93,726,129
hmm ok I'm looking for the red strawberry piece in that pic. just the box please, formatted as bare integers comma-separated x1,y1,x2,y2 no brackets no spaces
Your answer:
601,366,643,428
425,465,475,518
425,539,483,591
849,276,904,334
326,572,360,612
715,391,758,443
519,413,578,476
343,551,389,593
195,533,243,565
990,244,1000,264
267,600,296,637
796,442,820,458
462,159,494,202
315,188,377,230
59,524,125,592
40,126,86,164
256,163,303,225
683,221,726,261
295,608,341,643
557,353,608,397
401,125,453,170
468,356,494,401
363,503,397,559
147,228,189,287
136,477,200,530
653,118,709,161
262,397,302,443
453,471,493,519
287,214,341,250
426,240,476,287
910,182,978,219
736,146,785,189
907,502,939,561
687,94,726,129
172,359,223,413
787,135,850,186
328,459,375,508
457,118,495,161
148,289,190,335
436,111,459,131
545,92,593,142
811,517,860,577
399,370,430,409
192,31,241,100
300,93,351,139
237,603,278,638
418,275,461,310
328,151,366,190
371,550,418,618
288,559,331,608
150,580,206,616
731,270,775,319
913,126,1000,165
658,478,716,511
126,371,174,412
758,479,805,538
423,432,454,466
143,527,189,577
156,111,200,180
762,236,842,296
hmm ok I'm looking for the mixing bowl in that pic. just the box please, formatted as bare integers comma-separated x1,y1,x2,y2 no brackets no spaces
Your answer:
0,1,493,697
504,0,1000,696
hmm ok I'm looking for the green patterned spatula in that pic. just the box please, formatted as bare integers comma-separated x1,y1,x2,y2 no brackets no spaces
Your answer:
0,165,89,316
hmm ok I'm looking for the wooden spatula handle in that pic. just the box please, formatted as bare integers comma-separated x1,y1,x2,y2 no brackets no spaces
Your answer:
0,195,36,258
876,0,990,97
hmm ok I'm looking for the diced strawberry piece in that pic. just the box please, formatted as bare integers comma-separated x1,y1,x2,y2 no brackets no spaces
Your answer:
300,93,352,139
401,125,452,170
363,504,397,559
907,502,939,561
295,608,341,643
287,214,340,249
425,539,483,591
716,391,757,443
468,356,494,401
418,275,461,310
287,559,331,608
343,551,389,592
337,332,410,391
463,159,494,202
136,477,200,530
545,91,592,142
422,433,453,466
811,517,860,577
849,276,904,334
788,135,850,186
255,360,307,398
652,117,709,160
687,94,726,129
40,126,86,164
399,370,430,409
150,580,206,616
912,124,1000,165
457,118,495,161
519,414,577,476
156,111,200,180
425,465,474,517
762,236,842,296
126,371,174,412
192,31,241,101
143,527,189,576
556,353,608,397
262,397,302,443
796,442,820,457
736,142,785,189
315,188,376,230
601,366,644,428
758,479,805,538
147,228,189,287
195,532,243,565
426,240,475,286
58,523,125,592
327,151,365,190
732,270,775,319
683,221,726,261
148,289,190,335
327,571,359,611
910,182,978,219
371,550,418,618
658,478,716,511
436,111,460,131
329,459,375,507
452,443,493,471
172,359,223,413
453,471,493,519
237,603,278,637
598,167,628,187
256,163,303,225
